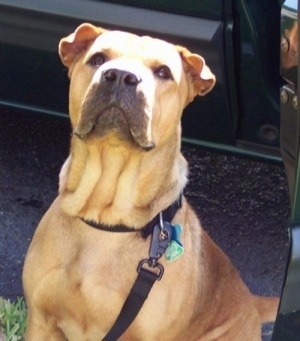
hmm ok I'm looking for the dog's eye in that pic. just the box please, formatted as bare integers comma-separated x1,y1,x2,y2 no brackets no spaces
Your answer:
154,65,173,80
88,53,106,67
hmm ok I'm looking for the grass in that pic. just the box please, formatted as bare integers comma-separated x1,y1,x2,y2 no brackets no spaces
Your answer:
0,297,27,341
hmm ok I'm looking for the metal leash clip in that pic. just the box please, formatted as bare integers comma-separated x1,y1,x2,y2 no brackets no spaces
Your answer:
137,213,172,280
149,213,172,263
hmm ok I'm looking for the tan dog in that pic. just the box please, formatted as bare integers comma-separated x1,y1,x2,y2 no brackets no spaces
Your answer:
23,23,278,340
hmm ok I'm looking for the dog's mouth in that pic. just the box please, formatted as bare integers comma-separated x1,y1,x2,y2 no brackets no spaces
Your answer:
72,67,156,150
74,101,155,151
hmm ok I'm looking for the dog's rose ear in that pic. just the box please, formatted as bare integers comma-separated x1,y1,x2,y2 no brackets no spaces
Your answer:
177,46,216,97
59,23,106,67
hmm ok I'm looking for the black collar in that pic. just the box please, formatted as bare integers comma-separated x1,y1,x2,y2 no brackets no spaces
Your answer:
80,195,182,239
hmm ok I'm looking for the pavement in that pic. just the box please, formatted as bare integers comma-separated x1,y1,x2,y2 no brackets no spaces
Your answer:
0,106,291,339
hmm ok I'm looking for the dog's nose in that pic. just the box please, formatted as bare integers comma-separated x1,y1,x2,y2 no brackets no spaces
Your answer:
103,69,141,87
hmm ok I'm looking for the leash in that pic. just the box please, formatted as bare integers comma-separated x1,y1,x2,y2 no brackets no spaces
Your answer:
81,197,182,340
102,218,169,341
102,269,160,341
102,215,175,341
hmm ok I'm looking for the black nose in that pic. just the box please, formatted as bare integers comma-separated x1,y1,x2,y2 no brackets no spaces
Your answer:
103,69,140,86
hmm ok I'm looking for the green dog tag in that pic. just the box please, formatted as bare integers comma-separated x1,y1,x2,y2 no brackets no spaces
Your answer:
165,224,184,262
165,240,184,262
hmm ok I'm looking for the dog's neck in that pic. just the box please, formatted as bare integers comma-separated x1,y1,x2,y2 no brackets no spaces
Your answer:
58,132,188,229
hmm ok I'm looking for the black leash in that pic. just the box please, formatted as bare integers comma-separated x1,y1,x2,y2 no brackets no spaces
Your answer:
102,266,162,341
102,217,174,341
80,197,182,341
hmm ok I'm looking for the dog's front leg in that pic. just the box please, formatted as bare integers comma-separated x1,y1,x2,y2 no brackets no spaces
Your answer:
25,312,66,341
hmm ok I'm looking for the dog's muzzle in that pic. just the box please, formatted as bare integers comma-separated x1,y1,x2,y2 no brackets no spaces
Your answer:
74,68,155,150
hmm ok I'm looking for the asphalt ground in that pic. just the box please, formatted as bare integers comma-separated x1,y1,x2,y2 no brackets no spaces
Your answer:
0,106,291,339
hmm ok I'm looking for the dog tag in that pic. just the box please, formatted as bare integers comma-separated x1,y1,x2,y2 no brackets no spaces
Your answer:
171,224,183,246
165,224,184,262
165,241,184,262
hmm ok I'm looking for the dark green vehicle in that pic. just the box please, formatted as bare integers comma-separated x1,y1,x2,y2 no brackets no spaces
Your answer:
0,0,299,339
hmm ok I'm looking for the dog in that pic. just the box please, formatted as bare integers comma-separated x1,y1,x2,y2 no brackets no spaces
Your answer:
23,23,278,340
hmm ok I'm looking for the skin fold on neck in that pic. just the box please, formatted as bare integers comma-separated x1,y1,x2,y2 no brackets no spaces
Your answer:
59,131,188,229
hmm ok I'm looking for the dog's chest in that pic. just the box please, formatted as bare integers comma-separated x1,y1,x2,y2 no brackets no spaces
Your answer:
46,230,194,340
48,232,151,337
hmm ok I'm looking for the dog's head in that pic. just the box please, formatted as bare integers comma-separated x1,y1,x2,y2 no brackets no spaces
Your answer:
59,23,215,150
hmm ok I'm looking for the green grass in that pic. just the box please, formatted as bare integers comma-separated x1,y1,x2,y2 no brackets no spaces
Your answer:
0,297,27,341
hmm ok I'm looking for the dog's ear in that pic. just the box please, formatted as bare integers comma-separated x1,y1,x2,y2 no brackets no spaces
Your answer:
59,23,106,67
177,45,216,98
